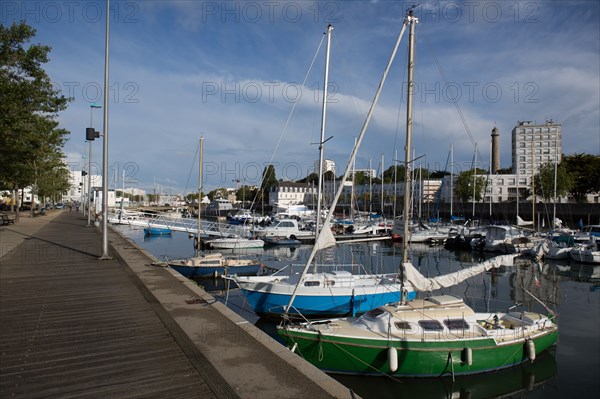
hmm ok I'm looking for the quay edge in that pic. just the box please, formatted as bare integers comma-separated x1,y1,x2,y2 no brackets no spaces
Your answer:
107,223,359,399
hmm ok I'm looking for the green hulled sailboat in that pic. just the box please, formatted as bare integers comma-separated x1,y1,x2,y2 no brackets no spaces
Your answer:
278,294,558,377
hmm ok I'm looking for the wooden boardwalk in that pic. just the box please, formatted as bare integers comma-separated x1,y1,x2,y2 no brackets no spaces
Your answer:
1,211,355,399
0,211,236,398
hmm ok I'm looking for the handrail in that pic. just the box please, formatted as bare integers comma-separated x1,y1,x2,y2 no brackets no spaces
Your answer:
108,209,248,237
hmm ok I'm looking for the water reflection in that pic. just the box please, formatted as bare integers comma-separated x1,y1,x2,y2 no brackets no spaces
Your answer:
333,350,558,399
114,224,600,399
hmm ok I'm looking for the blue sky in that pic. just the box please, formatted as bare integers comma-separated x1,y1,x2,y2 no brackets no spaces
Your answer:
3,1,599,195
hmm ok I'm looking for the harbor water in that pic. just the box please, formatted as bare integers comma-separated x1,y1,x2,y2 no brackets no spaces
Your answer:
114,225,600,398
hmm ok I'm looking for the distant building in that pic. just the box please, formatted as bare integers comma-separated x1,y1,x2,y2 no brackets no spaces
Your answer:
511,120,562,179
64,170,101,203
352,168,377,179
269,181,317,208
313,159,335,174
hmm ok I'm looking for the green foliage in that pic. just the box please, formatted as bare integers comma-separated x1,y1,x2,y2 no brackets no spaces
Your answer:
429,170,450,179
258,165,277,202
36,161,70,202
235,185,256,203
561,154,600,203
297,172,318,184
496,167,513,174
454,169,487,202
382,165,406,183
323,170,335,181
533,161,573,201
208,188,227,200
0,22,71,195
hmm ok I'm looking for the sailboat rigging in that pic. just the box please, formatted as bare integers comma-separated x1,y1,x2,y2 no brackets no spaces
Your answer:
225,23,417,317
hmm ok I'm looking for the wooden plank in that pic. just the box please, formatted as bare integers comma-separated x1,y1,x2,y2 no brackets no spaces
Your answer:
0,212,235,398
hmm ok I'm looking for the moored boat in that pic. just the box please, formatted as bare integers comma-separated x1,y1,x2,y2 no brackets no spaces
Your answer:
261,235,302,246
168,252,262,278
277,294,558,377
569,237,600,264
144,227,172,236
207,236,265,250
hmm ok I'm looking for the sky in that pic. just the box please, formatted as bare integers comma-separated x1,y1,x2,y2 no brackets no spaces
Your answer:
3,0,599,195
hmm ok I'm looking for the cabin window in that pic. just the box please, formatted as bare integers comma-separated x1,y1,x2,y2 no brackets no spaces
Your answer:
304,281,320,287
366,308,386,318
395,321,412,330
443,319,470,330
418,320,444,331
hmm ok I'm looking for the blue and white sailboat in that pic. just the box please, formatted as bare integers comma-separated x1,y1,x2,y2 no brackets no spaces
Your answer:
226,25,416,317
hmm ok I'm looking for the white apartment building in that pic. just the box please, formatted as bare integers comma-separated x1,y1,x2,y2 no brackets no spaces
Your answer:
313,159,336,174
64,170,102,203
512,120,562,180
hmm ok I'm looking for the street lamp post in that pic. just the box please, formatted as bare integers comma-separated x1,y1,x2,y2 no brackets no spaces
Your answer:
87,104,101,226
100,0,111,259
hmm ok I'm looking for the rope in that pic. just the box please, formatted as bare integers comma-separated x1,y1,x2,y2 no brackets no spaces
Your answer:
247,32,327,209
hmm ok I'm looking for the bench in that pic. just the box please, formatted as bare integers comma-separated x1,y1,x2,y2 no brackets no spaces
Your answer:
1,214,16,225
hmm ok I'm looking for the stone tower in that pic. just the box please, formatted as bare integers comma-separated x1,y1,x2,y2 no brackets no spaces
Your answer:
491,126,500,174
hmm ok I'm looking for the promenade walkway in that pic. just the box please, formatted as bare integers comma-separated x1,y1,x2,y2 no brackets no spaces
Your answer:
0,210,355,398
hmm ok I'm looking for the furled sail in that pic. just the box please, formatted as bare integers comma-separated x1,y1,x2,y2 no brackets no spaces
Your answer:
402,254,518,292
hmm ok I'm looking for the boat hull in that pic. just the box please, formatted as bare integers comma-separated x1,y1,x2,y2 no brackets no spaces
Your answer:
144,227,172,236
170,264,261,278
238,285,416,317
208,239,265,249
278,327,558,376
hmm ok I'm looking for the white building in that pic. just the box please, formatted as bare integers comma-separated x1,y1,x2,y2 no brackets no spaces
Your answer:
512,120,562,180
269,181,317,208
64,170,102,203
313,159,336,174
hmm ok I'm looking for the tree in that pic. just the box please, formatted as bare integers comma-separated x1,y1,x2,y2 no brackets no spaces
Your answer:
36,161,70,205
454,169,486,202
258,165,277,203
382,165,406,183
533,161,573,201
323,170,335,181
429,170,450,179
297,173,318,184
562,154,600,203
496,167,512,174
0,22,71,216
208,188,227,200
235,185,257,204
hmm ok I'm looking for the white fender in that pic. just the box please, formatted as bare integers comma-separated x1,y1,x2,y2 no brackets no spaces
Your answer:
388,347,398,372
462,347,473,366
525,339,536,362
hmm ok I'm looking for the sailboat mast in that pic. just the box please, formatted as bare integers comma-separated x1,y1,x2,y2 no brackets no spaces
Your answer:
450,144,454,218
472,143,477,219
197,137,204,251
284,18,410,316
381,153,384,215
316,24,333,238
402,10,418,264
552,135,558,229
